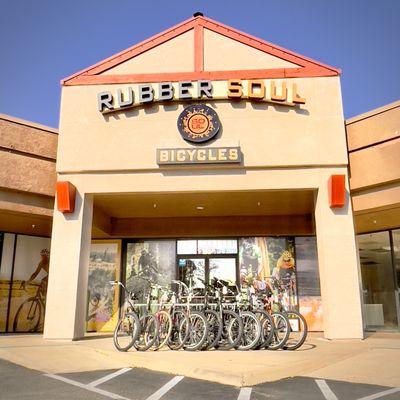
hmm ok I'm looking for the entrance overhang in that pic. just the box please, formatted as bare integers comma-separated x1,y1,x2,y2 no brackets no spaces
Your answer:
92,189,316,238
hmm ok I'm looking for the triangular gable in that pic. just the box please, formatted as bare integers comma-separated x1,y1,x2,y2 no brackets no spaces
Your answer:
203,28,300,71
101,30,194,75
62,15,340,86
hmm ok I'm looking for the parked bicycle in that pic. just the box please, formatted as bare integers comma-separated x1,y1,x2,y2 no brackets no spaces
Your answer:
264,276,308,350
172,279,209,351
109,280,141,352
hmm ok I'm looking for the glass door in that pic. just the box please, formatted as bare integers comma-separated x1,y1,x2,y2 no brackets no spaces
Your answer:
178,257,206,289
177,239,239,291
208,257,237,285
357,232,399,330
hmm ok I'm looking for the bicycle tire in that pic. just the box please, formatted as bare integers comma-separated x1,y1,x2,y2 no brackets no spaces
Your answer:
254,310,275,349
283,311,308,351
219,310,243,351
184,311,208,351
236,311,261,351
134,314,160,351
266,312,290,350
13,297,42,332
168,309,190,350
113,312,141,352
153,310,172,350
203,309,223,350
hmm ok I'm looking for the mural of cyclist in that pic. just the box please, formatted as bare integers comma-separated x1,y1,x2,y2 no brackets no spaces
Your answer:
272,250,297,307
137,249,159,281
20,248,50,297
239,238,261,286
272,250,295,285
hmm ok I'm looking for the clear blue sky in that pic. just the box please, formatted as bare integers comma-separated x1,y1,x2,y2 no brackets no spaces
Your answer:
0,0,399,128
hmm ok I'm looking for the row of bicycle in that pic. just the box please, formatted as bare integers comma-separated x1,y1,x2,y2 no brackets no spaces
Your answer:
110,277,308,352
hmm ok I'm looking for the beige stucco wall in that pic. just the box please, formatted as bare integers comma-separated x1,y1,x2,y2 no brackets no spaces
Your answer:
0,114,57,236
346,101,400,234
101,30,194,75
203,29,300,70
57,76,347,173
346,101,400,151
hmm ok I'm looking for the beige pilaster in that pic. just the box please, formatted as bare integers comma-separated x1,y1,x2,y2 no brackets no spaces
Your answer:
314,171,364,339
44,191,93,340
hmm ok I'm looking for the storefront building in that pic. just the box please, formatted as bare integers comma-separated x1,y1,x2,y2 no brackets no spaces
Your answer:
0,15,398,339
0,113,56,332
347,100,400,331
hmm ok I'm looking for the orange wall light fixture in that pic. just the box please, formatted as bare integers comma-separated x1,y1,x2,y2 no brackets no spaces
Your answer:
328,175,346,208
56,181,76,213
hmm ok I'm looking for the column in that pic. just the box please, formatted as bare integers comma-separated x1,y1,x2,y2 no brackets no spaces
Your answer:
314,171,364,339
44,192,93,340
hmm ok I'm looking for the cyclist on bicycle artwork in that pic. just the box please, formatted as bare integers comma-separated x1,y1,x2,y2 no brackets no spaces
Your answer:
271,250,297,308
239,238,262,287
20,248,50,297
128,247,160,300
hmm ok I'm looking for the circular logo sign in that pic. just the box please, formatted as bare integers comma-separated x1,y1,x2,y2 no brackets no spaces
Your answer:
177,105,220,143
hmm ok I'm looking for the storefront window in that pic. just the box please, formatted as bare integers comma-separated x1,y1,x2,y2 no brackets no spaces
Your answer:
0,233,14,332
197,239,237,255
295,237,323,331
126,240,175,302
177,239,238,255
358,232,398,330
177,240,197,255
238,237,297,307
208,258,236,284
7,235,51,333
392,229,400,290
86,240,121,332
178,258,206,289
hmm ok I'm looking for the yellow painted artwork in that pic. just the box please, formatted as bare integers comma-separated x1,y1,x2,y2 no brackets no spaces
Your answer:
86,240,121,332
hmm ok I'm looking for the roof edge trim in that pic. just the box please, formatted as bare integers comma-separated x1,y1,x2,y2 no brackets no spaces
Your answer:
61,15,341,86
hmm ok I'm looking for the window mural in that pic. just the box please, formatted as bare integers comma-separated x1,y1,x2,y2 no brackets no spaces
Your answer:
295,237,323,331
7,235,51,332
239,237,297,308
0,233,12,332
126,240,175,302
86,240,121,332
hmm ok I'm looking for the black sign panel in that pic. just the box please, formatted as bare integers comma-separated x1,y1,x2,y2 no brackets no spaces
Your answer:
177,105,220,143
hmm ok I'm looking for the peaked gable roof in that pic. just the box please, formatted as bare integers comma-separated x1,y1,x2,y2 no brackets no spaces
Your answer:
62,15,340,86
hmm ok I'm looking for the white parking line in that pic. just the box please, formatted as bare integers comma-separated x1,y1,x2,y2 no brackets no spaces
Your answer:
357,387,400,400
145,375,184,400
237,387,252,400
44,373,131,400
89,367,132,387
315,379,338,400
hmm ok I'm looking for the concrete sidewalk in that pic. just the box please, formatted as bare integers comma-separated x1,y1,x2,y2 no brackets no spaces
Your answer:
0,332,399,387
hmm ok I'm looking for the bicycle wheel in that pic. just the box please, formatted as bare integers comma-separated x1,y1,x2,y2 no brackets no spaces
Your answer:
134,314,159,351
254,310,275,349
113,312,141,352
184,311,208,351
219,310,243,350
153,310,172,350
203,309,223,350
283,311,308,351
236,311,261,351
13,297,42,332
168,310,190,350
266,312,290,350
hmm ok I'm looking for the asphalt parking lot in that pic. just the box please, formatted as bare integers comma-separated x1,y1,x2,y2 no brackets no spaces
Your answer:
1,358,399,400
